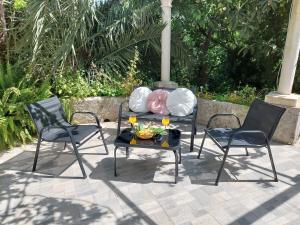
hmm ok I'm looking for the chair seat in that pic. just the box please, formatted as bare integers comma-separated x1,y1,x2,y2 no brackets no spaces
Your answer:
121,111,193,123
42,125,99,144
206,128,267,148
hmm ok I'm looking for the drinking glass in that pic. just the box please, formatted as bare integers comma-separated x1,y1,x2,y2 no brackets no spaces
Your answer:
161,140,169,148
128,114,137,125
130,137,137,145
128,114,137,133
162,116,170,128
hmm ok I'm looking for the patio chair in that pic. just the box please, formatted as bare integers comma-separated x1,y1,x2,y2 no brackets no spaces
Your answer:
197,99,286,185
26,96,108,178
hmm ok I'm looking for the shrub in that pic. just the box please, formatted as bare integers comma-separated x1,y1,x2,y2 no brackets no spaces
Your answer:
0,64,52,150
122,47,142,96
55,70,92,98
199,85,261,106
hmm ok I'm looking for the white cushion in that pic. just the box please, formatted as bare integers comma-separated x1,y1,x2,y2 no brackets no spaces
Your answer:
166,88,197,116
129,87,152,113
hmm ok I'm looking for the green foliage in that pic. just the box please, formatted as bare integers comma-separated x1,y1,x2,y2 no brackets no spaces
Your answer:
54,69,126,98
122,47,142,96
94,81,125,97
0,64,51,150
11,0,163,77
55,70,92,98
171,0,294,91
13,0,27,11
199,85,264,106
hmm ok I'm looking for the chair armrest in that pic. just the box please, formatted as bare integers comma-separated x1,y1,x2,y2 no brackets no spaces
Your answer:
207,113,241,128
117,100,129,136
191,104,198,122
119,100,128,112
70,112,100,127
118,100,129,118
228,129,268,148
193,104,198,115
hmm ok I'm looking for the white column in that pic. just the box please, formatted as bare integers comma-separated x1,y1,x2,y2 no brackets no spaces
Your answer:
278,0,300,95
160,0,172,82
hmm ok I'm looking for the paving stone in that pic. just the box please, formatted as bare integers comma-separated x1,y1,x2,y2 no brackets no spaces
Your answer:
0,122,300,224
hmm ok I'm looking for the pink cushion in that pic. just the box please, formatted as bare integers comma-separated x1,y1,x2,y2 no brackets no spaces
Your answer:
146,89,170,115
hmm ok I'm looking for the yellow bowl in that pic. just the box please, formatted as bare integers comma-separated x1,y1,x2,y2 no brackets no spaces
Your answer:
136,129,154,139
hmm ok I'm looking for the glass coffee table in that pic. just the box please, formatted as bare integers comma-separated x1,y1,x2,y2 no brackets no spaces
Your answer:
114,128,181,183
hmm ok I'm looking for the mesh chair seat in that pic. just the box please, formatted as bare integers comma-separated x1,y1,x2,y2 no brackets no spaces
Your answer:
121,111,194,123
41,125,99,144
207,128,267,148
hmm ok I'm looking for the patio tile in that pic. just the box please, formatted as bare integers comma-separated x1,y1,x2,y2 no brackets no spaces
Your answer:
1,122,300,225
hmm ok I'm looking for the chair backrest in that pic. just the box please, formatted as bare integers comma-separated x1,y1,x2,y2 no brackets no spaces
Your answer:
26,96,69,134
242,99,286,140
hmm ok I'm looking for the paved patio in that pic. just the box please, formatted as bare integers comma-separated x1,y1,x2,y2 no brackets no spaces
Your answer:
0,122,300,225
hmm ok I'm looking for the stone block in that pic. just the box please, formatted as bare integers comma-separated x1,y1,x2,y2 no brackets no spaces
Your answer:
265,92,300,108
71,96,127,123
196,98,248,128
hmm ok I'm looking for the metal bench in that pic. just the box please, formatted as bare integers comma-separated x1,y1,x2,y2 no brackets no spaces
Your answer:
117,87,198,152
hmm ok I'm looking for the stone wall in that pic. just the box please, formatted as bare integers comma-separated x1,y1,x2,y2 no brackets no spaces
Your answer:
71,97,127,123
71,97,300,144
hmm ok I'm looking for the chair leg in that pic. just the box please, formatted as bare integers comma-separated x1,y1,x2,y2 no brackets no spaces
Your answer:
197,132,207,159
245,147,249,156
173,150,178,184
126,147,129,158
32,136,42,172
190,124,196,152
215,147,230,186
99,128,109,155
114,147,118,176
179,145,182,164
70,141,87,178
117,115,122,136
266,144,278,182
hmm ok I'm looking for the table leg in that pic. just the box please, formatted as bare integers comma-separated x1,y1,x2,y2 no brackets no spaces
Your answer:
173,150,178,184
114,147,118,176
179,146,182,164
126,147,129,158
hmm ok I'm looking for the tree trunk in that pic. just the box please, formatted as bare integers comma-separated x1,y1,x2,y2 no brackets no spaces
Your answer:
0,0,6,42
197,30,211,86
0,0,6,61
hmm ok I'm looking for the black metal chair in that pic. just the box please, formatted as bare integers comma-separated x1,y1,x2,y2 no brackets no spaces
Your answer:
197,99,286,185
27,96,108,178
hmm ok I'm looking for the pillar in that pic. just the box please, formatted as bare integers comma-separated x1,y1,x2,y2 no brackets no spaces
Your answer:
278,0,300,95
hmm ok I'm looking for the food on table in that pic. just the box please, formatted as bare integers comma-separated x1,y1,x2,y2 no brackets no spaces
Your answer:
134,123,167,139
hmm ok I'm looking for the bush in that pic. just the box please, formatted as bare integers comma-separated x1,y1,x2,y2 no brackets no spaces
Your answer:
55,70,92,98
199,85,262,106
0,64,52,150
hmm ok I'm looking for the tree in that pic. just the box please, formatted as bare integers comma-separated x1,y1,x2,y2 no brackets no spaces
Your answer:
0,0,7,60
172,0,292,91
14,0,164,78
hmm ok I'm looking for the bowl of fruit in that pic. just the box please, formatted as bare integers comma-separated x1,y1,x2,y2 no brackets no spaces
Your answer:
134,123,167,140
